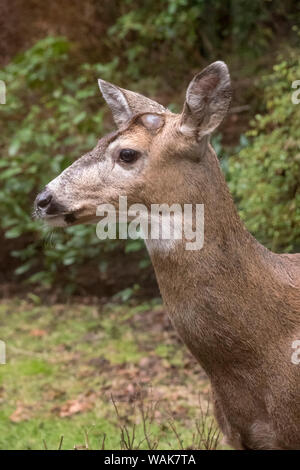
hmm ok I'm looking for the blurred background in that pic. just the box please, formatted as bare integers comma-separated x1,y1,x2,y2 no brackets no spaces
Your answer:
0,0,299,450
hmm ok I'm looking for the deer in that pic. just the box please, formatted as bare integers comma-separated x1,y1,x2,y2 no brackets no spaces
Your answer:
34,61,300,450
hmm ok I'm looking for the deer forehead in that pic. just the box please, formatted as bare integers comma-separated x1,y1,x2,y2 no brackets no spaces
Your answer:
107,126,153,154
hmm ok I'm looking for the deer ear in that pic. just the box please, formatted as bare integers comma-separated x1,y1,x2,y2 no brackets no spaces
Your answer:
98,79,167,128
98,79,133,127
180,61,231,138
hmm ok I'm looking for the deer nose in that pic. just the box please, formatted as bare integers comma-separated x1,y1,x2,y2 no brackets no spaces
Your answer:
36,190,53,209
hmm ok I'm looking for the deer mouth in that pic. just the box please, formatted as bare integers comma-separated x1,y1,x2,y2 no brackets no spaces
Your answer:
40,212,100,227
64,213,100,226
34,189,101,227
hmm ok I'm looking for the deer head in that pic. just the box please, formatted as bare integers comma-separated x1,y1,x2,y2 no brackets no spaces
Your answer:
34,61,231,227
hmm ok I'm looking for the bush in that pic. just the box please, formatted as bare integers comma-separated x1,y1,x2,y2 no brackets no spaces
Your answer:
229,50,300,252
0,37,144,290
108,0,294,82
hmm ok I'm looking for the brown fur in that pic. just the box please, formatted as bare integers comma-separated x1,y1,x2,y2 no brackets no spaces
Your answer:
35,62,300,449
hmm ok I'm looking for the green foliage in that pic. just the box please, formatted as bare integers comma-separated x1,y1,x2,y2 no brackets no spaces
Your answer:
229,51,300,252
0,37,144,288
108,0,294,81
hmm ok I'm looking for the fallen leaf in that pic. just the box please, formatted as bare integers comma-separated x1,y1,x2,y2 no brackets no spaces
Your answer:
10,402,32,422
29,329,47,337
58,396,93,417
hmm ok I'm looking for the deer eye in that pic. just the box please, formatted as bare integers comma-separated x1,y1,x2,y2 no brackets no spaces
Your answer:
119,148,139,163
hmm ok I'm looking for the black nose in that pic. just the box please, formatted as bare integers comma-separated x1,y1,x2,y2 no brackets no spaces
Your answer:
36,190,52,209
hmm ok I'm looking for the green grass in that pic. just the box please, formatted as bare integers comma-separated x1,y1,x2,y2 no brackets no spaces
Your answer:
0,297,224,450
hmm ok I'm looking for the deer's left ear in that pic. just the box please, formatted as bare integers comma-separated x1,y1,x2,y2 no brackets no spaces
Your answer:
98,79,166,128
180,61,231,138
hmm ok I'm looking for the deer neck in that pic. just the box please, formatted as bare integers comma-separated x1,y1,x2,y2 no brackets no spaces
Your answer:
145,146,275,376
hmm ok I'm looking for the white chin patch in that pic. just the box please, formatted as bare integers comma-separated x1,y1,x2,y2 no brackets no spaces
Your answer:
144,238,178,256
44,216,68,228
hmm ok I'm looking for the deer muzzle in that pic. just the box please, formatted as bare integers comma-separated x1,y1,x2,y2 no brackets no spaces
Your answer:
34,188,77,226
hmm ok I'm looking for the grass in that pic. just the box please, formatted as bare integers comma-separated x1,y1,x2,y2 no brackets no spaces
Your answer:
0,296,226,450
